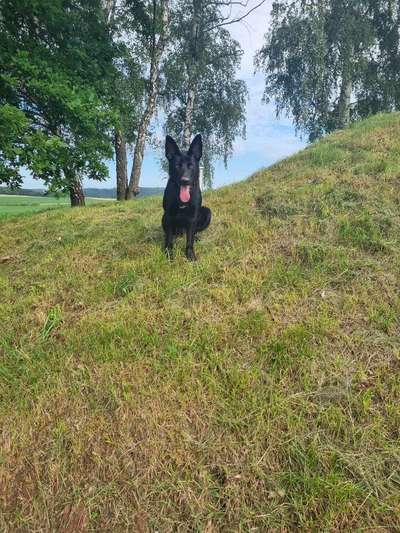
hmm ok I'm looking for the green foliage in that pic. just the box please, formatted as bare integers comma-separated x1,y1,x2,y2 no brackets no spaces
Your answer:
162,0,247,186
106,1,149,144
0,104,29,187
358,0,400,116
0,0,116,191
256,0,400,141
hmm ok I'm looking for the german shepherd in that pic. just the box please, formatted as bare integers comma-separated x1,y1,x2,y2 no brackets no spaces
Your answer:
162,134,211,261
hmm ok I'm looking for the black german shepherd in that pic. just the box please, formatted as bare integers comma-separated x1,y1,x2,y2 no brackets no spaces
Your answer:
162,134,211,261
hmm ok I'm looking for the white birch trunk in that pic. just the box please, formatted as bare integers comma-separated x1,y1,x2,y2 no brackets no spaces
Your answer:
126,0,170,199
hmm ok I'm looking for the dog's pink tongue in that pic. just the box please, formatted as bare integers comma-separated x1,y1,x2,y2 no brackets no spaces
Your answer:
180,185,190,203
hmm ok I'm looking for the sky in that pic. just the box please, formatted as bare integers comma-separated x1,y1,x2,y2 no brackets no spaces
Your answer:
23,0,306,190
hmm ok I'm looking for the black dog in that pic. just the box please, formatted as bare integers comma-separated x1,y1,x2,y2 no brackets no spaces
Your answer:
162,134,211,261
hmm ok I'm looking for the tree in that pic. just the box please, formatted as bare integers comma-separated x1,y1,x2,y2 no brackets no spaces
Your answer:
102,0,148,201
162,0,248,187
0,0,116,205
255,0,400,142
126,0,170,199
357,0,400,116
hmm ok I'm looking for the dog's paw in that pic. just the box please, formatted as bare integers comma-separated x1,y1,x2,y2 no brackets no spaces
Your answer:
185,248,197,262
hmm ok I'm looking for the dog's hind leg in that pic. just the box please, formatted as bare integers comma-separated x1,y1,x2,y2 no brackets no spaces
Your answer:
196,207,212,233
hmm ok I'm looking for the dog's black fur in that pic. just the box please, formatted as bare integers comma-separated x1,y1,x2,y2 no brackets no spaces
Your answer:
162,134,211,261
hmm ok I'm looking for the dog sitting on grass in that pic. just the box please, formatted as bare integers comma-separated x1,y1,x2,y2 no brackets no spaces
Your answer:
162,134,211,261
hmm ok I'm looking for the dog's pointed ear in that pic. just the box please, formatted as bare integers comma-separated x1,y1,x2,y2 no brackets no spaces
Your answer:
165,135,180,161
188,134,202,161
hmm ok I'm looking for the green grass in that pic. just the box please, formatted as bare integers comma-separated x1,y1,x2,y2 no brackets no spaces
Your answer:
0,194,108,220
1,113,400,531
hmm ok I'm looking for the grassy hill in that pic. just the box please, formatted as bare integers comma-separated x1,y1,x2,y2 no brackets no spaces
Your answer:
0,113,399,531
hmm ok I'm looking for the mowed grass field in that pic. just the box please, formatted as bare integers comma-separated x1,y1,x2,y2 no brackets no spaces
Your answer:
0,114,399,531
0,194,108,220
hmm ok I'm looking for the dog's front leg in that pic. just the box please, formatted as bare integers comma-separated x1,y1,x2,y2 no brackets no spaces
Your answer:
162,213,174,259
185,222,196,261
164,226,174,259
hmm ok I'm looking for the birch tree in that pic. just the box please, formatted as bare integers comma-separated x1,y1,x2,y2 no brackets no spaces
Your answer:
162,0,248,187
126,0,170,199
255,0,397,141
102,0,147,200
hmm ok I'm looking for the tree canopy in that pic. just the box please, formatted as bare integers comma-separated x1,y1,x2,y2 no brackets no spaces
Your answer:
0,0,266,201
0,0,116,202
0,0,358,201
256,0,400,141
162,0,247,187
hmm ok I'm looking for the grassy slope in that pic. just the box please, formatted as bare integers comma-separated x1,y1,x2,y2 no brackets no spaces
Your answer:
0,114,399,531
0,195,107,220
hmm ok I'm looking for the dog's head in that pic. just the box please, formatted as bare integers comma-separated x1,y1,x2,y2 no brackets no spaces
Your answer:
165,134,202,203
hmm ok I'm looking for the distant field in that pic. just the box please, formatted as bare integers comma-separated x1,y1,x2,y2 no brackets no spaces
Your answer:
0,194,110,220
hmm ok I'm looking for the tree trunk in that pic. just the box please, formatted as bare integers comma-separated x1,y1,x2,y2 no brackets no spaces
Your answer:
338,77,352,129
126,0,170,199
104,2,126,200
182,0,201,150
338,42,353,129
115,129,128,201
126,107,153,199
182,87,196,150
103,0,117,24
69,178,85,207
